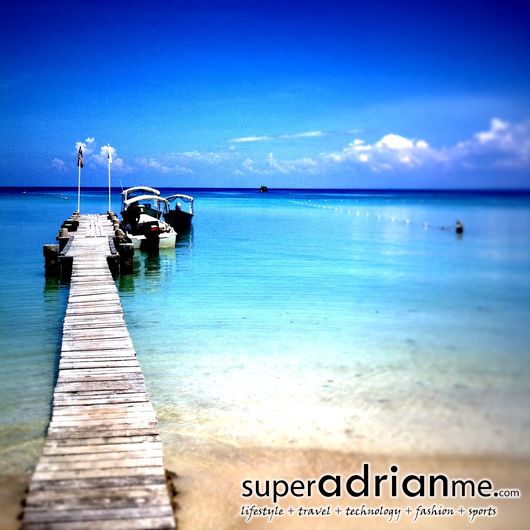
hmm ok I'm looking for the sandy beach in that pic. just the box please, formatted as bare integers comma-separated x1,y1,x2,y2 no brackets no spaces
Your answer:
163,438,529,530
2,435,528,529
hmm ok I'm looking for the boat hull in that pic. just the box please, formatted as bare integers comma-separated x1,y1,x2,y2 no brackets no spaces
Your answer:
128,231,177,249
164,210,193,232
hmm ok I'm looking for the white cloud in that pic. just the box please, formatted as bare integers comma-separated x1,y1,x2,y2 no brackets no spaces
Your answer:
281,130,324,139
475,118,508,144
231,135,271,143
178,150,226,164
266,153,288,173
242,158,254,170
235,152,318,176
450,117,530,169
51,158,66,171
75,140,94,156
63,118,530,182
324,130,441,171
137,157,192,175
375,134,415,150
231,130,326,143
93,145,125,169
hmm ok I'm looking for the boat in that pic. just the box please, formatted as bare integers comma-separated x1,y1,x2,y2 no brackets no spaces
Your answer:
164,194,194,232
120,188,176,249
259,185,268,193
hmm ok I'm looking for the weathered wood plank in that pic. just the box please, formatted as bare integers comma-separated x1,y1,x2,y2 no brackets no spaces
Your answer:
59,350,137,358
46,428,160,440
23,505,174,523
53,396,151,407
28,474,166,492
43,442,163,455
36,457,164,472
52,403,153,415
63,321,126,330
59,361,140,369
45,435,161,447
49,417,157,429
32,466,166,481
61,339,134,351
23,515,175,530
57,372,145,383
24,484,168,505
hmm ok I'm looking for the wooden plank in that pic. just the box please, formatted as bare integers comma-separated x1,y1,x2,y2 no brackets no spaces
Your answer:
43,442,163,455
28,475,166,492
65,307,124,316
64,315,125,323
62,331,131,341
59,361,140,369
51,401,153,412
32,466,166,481
61,339,134,351
53,382,145,394
23,515,175,530
62,320,126,329
24,484,168,504
57,372,145,382
49,417,157,428
69,295,120,304
35,457,163,472
59,350,137,358
46,428,160,440
53,389,147,398
45,435,161,447
53,396,151,407
39,451,164,465
23,505,173,523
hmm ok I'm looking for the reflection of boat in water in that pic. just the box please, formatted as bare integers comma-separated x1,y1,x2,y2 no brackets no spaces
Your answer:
164,194,194,232
120,187,176,249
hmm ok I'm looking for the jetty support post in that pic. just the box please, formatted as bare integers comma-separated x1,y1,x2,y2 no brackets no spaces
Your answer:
58,236,74,282
43,244,60,276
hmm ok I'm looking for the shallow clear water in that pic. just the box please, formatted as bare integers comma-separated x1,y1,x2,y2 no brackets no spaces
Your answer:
0,188,529,479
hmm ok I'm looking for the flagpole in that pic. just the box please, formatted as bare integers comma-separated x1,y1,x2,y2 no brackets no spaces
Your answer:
76,144,83,213
77,163,81,213
107,144,112,213
108,145,111,212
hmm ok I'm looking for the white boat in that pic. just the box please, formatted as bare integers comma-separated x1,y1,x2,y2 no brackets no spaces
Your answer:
120,189,177,249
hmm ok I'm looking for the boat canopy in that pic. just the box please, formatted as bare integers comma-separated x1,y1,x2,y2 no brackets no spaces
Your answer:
165,194,194,215
123,194,170,210
166,194,194,204
122,186,161,201
123,186,161,196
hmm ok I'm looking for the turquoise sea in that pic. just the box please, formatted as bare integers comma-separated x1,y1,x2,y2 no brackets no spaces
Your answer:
1,188,530,498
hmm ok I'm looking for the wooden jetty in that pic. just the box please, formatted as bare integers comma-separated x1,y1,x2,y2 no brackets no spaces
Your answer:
23,214,175,529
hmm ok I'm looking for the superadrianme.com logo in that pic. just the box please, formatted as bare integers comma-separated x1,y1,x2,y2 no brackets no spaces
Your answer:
239,463,522,524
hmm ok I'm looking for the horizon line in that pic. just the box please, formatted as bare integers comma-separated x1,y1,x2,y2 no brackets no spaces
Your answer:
2,185,530,193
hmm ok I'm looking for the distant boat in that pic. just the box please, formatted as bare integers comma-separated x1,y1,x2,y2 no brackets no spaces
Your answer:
164,194,194,232
259,186,268,193
120,187,176,249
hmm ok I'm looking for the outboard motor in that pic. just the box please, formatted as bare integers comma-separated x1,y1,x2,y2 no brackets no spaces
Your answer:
141,221,161,249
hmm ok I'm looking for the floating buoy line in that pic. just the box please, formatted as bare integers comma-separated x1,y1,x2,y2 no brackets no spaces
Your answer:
289,199,464,234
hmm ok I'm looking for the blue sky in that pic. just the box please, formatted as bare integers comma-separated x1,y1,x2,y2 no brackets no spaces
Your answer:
1,0,529,188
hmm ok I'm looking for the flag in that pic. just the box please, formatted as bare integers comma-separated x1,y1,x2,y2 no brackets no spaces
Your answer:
77,145,84,168
107,145,112,164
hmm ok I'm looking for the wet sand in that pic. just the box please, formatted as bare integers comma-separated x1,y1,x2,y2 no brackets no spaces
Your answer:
0,474,29,530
